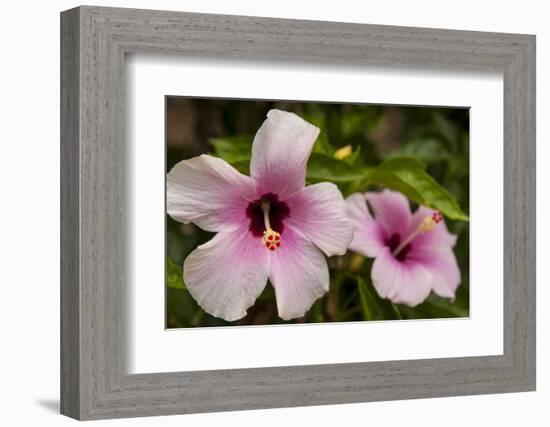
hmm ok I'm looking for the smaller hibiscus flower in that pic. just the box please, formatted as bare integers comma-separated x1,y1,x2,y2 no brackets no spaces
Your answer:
346,190,461,306
167,109,353,321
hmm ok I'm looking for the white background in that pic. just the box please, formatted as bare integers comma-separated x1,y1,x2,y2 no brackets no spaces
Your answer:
0,0,547,426
128,57,503,373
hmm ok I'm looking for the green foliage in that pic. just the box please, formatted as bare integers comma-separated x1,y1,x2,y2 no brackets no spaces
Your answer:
306,153,366,184
433,111,460,149
209,135,253,164
367,157,469,221
166,257,185,290
397,293,469,319
311,132,334,156
357,275,402,321
341,145,362,166
386,137,451,163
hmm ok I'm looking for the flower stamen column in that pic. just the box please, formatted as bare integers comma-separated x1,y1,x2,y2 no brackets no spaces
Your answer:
261,200,282,251
392,211,442,257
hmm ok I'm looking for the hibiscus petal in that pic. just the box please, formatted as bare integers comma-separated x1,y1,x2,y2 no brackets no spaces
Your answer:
269,226,329,320
410,247,461,300
371,247,433,307
366,190,412,237
250,109,320,198
345,193,387,257
285,182,353,257
183,229,270,321
167,154,256,232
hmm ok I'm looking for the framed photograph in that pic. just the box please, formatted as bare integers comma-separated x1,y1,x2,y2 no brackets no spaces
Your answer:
61,6,535,420
163,98,470,330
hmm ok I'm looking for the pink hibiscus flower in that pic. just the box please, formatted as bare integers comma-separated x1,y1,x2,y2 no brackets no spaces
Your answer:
346,190,461,306
167,109,353,321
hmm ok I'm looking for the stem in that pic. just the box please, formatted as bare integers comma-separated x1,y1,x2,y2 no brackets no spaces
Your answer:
261,201,271,230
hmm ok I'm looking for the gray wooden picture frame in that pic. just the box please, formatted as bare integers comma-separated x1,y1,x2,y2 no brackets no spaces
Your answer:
60,5,536,420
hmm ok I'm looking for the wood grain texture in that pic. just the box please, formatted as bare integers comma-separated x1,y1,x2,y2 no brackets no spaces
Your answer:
60,7,81,419
60,5,536,420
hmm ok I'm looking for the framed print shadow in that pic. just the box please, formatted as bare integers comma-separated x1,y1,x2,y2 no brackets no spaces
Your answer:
60,6,536,420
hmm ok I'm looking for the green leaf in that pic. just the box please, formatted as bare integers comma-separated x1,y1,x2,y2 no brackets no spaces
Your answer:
341,112,367,139
300,109,326,130
397,294,469,319
391,303,403,320
385,137,451,164
231,159,250,175
357,276,376,320
313,133,334,156
299,111,334,156
166,257,185,290
340,108,380,139
356,275,398,321
166,286,202,327
423,297,468,317
309,298,326,323
306,153,365,183
209,135,253,164
369,157,469,221
446,156,469,179
342,145,362,166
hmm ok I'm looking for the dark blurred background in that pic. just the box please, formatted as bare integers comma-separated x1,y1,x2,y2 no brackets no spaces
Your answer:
166,97,469,329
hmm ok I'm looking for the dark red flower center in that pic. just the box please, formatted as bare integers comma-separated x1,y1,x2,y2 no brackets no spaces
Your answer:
385,233,412,262
245,193,290,237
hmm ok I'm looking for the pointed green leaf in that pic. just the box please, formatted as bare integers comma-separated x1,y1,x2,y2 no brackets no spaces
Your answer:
209,135,253,164
312,132,334,156
166,257,185,290
385,137,451,164
342,145,362,166
306,153,365,183
369,157,469,221
356,275,399,321
357,275,375,321
396,294,469,319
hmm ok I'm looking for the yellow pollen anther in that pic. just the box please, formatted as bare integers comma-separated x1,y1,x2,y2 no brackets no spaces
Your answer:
419,216,437,232
262,229,281,251
260,200,282,251
334,144,353,160
418,211,443,232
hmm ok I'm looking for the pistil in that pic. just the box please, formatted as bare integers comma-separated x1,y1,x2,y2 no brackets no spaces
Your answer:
261,201,282,251
392,211,442,257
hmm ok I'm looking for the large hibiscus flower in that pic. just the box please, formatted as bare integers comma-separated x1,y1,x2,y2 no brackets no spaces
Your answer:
167,109,353,321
